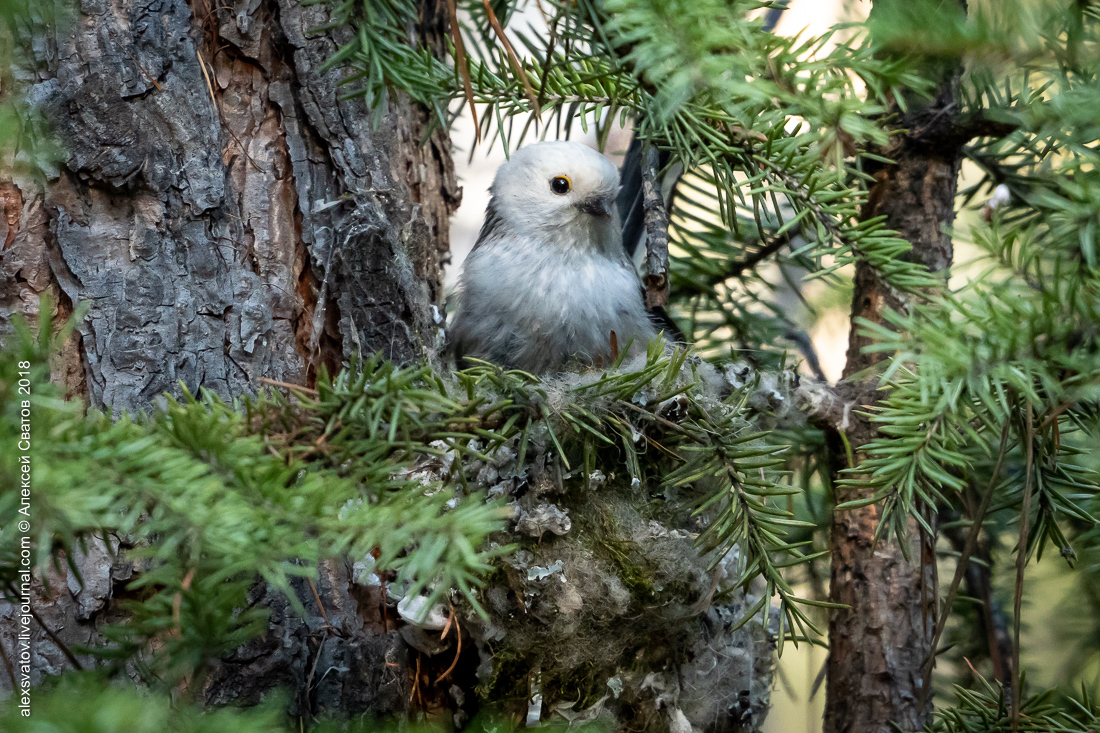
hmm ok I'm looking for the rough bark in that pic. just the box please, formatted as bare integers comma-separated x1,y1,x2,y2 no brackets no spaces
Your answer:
823,73,964,733
0,0,459,412
0,0,458,719
639,144,670,310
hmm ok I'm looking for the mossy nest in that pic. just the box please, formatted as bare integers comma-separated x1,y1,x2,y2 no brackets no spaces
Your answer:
467,461,776,732
434,353,783,731
368,349,794,731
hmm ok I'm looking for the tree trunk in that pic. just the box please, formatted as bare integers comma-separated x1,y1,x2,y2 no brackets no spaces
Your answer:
822,65,964,733
0,0,458,718
1,0,460,410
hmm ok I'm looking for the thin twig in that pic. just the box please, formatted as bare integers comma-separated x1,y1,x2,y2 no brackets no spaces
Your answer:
195,48,218,108
304,635,325,711
195,50,264,173
414,653,425,707
534,1,559,114
481,0,542,123
434,612,463,684
308,579,331,627
126,50,163,91
939,507,1014,685
439,607,455,640
447,0,480,142
920,420,1012,706
618,399,693,437
643,433,681,460
1012,404,1035,731
677,233,791,296
257,377,319,396
171,567,196,640
1038,400,1074,431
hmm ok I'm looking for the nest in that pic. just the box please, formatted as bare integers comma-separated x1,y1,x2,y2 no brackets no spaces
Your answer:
380,353,788,731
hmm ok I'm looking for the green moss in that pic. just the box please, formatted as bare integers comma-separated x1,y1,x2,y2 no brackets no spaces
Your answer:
475,647,530,704
477,649,613,715
543,658,623,710
580,504,661,603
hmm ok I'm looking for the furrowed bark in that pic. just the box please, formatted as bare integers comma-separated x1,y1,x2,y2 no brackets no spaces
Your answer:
823,47,966,733
0,0,459,411
0,0,458,719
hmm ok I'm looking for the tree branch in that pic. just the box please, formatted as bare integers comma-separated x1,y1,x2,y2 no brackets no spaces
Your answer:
640,144,672,309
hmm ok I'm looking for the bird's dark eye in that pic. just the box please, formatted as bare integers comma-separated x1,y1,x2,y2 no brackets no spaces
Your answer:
550,175,572,195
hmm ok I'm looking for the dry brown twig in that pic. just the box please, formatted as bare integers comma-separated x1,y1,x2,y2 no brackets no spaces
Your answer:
446,0,480,142
481,0,542,123
1011,404,1035,731
435,608,463,684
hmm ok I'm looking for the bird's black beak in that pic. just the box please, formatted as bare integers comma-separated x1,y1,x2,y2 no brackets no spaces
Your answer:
579,196,614,218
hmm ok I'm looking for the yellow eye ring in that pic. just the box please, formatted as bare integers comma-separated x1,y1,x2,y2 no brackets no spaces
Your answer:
549,175,572,195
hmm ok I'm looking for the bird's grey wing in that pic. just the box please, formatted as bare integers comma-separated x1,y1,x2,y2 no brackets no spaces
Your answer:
449,199,507,368
469,198,504,254
635,280,686,344
616,138,679,258
646,304,686,344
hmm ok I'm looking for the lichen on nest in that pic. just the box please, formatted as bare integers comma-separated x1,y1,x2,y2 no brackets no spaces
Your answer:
461,443,778,731
350,342,809,730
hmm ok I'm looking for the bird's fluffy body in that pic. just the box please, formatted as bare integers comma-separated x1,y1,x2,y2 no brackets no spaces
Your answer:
451,141,656,373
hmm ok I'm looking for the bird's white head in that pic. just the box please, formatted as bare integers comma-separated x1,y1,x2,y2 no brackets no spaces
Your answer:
488,141,621,251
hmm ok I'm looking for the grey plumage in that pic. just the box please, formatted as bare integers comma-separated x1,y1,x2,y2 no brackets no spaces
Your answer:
450,141,658,373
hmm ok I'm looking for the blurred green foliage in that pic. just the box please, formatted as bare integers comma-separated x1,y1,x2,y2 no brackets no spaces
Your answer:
0,672,586,733
0,0,66,179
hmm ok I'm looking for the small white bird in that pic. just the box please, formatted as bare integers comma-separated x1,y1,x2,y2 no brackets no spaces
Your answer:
449,141,658,374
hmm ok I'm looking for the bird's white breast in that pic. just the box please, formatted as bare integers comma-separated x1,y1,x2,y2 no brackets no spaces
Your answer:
452,229,657,373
